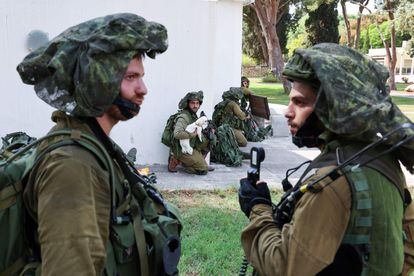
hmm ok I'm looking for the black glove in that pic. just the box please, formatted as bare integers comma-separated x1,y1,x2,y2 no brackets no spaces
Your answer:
238,178,272,217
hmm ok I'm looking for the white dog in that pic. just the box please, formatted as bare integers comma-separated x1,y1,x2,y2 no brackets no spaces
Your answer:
180,116,209,155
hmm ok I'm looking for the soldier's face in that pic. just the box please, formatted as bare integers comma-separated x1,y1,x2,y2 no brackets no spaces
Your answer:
107,57,147,121
285,82,317,136
188,100,200,113
120,57,147,117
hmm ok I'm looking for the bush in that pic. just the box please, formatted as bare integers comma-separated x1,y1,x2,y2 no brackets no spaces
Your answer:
261,72,280,83
402,77,409,84
242,54,257,67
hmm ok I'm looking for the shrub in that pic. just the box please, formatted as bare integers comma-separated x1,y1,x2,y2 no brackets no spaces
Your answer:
242,54,257,67
261,72,280,83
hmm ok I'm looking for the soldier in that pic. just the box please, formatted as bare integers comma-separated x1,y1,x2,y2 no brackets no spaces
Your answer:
238,43,414,275
212,87,249,147
167,91,215,174
17,14,181,275
241,76,253,111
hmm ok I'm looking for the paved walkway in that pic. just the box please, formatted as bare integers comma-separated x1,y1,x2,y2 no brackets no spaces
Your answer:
147,94,414,191
143,135,414,190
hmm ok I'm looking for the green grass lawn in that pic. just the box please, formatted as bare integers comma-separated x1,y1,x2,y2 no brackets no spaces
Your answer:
163,189,282,275
396,83,410,92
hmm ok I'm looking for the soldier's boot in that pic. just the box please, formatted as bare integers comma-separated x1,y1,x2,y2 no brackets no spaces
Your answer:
168,154,181,173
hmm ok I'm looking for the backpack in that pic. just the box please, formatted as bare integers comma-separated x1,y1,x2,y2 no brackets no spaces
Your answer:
212,100,229,127
213,100,243,129
0,130,182,276
161,113,179,147
211,124,243,167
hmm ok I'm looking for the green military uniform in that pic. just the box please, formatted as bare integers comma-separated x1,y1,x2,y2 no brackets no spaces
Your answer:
242,138,407,275
239,43,414,275
17,13,181,275
213,88,248,147
24,111,141,275
170,91,210,175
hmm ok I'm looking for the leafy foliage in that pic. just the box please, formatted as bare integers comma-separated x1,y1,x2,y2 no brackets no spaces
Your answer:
305,0,340,45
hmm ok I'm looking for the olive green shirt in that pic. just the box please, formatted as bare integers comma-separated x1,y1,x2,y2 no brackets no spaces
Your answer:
242,166,351,275
241,165,414,275
224,101,246,122
24,111,125,275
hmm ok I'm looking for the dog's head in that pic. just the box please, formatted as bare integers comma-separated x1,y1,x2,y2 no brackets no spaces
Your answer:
196,116,209,129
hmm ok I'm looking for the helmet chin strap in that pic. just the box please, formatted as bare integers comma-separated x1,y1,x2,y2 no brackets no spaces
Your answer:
113,95,140,119
292,112,324,148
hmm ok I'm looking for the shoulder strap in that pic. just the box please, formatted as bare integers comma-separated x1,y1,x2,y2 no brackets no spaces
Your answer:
27,129,117,224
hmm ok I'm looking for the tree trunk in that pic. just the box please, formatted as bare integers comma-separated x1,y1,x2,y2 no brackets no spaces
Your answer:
341,0,352,47
353,0,369,49
386,0,397,91
252,0,291,93
252,19,269,65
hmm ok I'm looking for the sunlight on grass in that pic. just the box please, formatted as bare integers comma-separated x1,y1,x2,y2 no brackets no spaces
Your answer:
163,189,282,275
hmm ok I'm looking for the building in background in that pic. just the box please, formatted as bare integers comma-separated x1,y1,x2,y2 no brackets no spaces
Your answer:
0,0,251,164
368,41,414,83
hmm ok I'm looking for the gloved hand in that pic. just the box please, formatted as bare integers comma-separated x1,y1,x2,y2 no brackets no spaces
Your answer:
238,178,272,217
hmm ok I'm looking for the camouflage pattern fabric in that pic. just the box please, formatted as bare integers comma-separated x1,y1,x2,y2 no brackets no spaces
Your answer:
17,13,168,117
211,124,243,167
178,91,204,110
283,43,414,173
222,87,243,102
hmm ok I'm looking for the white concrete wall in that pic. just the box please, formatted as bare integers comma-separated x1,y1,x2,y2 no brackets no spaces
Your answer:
0,0,244,164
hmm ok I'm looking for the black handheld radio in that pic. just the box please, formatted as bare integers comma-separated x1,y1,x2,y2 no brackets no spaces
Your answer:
247,147,265,185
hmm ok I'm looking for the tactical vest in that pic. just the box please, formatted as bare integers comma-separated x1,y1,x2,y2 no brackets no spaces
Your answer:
21,113,181,276
301,140,406,275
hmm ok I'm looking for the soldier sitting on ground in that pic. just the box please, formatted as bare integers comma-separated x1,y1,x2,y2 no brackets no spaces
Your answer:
240,76,273,141
212,87,249,147
164,91,215,174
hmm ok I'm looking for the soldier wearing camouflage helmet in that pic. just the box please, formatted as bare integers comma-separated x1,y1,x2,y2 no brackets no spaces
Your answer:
16,13,182,275
238,43,414,275
167,91,215,174
212,87,250,147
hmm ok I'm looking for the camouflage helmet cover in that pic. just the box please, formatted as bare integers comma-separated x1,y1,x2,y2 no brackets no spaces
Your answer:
284,43,414,172
17,13,168,117
178,91,204,110
222,87,243,101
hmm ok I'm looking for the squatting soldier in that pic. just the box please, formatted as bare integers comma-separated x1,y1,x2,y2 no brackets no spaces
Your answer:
17,14,181,275
241,76,253,111
167,91,215,174
238,43,414,275
213,87,249,147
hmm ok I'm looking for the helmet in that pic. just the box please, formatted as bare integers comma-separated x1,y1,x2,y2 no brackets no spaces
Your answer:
178,91,204,110
17,13,168,117
241,76,250,87
283,43,414,172
222,87,243,102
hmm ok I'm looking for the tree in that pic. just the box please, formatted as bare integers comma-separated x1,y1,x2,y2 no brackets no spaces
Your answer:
305,0,340,45
243,6,268,65
353,0,370,48
249,0,292,93
339,0,371,48
242,4,295,65
395,0,414,57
